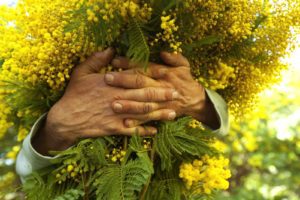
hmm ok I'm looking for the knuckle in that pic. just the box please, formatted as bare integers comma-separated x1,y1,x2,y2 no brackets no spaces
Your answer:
132,104,140,113
71,67,80,75
145,88,157,101
113,93,123,100
163,111,171,120
184,59,190,67
161,110,170,120
145,112,153,120
156,111,166,120
109,125,119,133
166,90,173,100
142,103,152,114
91,52,104,59
91,52,98,58
135,74,145,88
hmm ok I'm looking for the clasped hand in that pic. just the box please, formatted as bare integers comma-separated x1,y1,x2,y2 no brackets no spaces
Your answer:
33,48,217,155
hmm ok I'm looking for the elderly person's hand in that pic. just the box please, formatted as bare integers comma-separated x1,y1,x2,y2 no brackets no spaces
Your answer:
32,48,179,155
105,52,220,129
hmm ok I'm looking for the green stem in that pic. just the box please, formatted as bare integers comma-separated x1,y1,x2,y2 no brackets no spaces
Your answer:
123,136,128,150
82,172,89,200
139,137,156,200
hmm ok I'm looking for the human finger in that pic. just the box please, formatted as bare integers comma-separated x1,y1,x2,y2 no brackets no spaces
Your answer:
123,109,176,128
160,51,190,67
121,87,179,102
104,72,160,89
112,56,169,78
111,100,168,114
119,126,158,136
73,48,115,77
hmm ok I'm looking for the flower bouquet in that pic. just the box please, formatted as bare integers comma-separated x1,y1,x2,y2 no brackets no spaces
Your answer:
0,0,299,199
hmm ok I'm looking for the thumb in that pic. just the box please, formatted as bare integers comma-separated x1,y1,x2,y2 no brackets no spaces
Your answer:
160,51,190,67
73,48,115,76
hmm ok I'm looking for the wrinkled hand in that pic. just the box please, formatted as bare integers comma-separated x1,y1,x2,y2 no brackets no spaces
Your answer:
32,48,178,155
105,52,219,129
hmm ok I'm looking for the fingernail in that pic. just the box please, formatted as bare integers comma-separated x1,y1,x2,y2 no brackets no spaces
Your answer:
113,103,123,112
104,47,114,53
151,128,157,134
125,119,134,127
172,91,179,99
105,74,114,84
168,111,176,120
112,58,121,66
162,51,171,56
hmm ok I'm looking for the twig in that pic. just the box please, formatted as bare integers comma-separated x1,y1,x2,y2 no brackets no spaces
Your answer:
81,172,89,200
139,137,156,200
123,136,128,150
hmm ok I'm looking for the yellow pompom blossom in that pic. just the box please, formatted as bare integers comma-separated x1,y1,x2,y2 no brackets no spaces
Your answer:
0,100,13,139
0,1,86,89
248,154,263,168
84,0,152,23
0,0,153,132
179,155,231,194
179,0,300,116
6,145,21,160
55,163,82,184
0,85,14,139
188,119,205,130
229,117,260,153
203,61,236,90
0,172,16,198
210,139,227,153
106,147,126,162
156,14,182,53
143,139,151,149
0,1,299,197
17,126,29,142
0,0,298,133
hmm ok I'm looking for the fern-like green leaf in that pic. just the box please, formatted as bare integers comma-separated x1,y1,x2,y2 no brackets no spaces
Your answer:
155,117,216,171
54,189,84,200
22,174,46,200
126,17,150,68
50,138,108,175
64,3,88,33
150,0,182,14
0,59,4,68
93,146,153,200
1,80,61,111
182,35,221,54
145,177,182,200
22,168,55,200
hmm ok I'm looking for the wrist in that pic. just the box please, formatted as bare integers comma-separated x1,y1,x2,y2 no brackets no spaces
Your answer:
32,115,75,156
187,95,206,120
188,89,220,130
185,86,206,117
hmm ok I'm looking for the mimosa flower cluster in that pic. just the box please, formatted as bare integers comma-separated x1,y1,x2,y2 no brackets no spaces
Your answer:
0,0,299,199
0,0,299,139
179,155,231,194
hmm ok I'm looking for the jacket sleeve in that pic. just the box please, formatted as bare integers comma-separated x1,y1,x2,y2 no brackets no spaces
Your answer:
16,90,229,182
205,89,230,135
16,113,56,182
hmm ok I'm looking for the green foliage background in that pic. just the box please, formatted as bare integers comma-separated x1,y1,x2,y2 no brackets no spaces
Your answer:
216,59,300,200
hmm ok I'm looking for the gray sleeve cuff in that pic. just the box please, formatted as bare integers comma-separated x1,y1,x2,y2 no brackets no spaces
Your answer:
16,113,55,181
205,89,229,135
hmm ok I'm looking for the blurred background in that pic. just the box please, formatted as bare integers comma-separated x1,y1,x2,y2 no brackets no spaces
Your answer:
0,1,299,200
216,37,300,200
